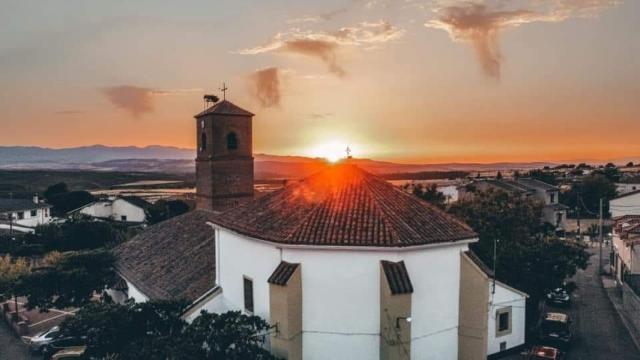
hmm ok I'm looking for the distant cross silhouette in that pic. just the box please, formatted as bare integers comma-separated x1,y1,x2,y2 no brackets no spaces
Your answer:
220,82,228,100
346,146,352,158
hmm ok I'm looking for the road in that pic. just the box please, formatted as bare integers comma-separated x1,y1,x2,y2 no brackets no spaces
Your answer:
0,320,38,360
555,247,639,359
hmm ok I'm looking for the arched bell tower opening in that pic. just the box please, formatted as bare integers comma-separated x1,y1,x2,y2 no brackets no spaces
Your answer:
194,98,255,212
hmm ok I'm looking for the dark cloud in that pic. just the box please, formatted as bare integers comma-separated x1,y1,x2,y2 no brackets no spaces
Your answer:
249,67,282,108
283,39,345,77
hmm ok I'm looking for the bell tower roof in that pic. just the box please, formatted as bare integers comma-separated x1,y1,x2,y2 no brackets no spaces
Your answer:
194,100,254,118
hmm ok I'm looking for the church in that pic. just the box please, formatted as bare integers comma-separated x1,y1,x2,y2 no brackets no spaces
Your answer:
113,97,486,360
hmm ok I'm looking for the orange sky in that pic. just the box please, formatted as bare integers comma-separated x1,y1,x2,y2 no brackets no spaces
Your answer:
1,0,638,164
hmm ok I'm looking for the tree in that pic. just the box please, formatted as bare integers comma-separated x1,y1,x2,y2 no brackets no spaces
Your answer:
527,169,558,186
449,190,590,321
627,162,635,168
59,302,280,360
18,249,117,310
44,183,69,200
412,184,447,209
47,190,96,216
147,199,190,225
496,171,503,180
0,255,30,316
560,174,617,218
24,221,124,252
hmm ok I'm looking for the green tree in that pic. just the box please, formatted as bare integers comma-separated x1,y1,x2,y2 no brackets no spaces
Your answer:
627,162,635,168
449,190,590,321
60,302,280,360
147,199,190,225
560,174,617,218
0,255,30,316
44,183,69,200
18,249,117,310
47,191,96,216
526,169,558,186
25,221,124,252
412,184,447,209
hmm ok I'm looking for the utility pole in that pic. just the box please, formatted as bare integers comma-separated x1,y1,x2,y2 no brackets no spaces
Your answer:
599,198,604,275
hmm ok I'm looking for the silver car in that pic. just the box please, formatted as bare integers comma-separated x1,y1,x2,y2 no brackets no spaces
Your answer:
27,326,61,353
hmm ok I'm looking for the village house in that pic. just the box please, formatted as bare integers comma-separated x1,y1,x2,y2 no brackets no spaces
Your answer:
68,196,151,224
611,215,640,282
0,195,52,233
458,251,528,359
111,99,527,359
610,190,640,219
458,178,568,232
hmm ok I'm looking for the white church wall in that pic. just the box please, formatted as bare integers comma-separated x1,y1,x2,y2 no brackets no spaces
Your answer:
402,244,468,359
124,278,149,303
487,282,526,355
216,226,472,360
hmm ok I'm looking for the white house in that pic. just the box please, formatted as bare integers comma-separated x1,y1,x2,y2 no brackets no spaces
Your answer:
70,196,150,223
611,215,640,282
610,190,640,219
459,251,527,359
616,183,640,196
0,195,52,233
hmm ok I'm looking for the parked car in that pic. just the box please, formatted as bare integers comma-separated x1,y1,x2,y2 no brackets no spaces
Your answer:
540,312,572,349
51,346,87,360
27,326,61,353
42,337,86,360
524,345,566,360
546,288,571,307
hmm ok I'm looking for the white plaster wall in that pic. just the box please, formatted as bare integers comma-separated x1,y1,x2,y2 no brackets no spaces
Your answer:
13,207,51,227
487,283,526,355
610,193,640,218
217,227,470,360
112,199,147,222
125,279,149,303
80,201,113,219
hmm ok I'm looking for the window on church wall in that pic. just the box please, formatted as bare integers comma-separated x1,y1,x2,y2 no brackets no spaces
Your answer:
243,276,254,313
227,132,238,151
201,132,207,152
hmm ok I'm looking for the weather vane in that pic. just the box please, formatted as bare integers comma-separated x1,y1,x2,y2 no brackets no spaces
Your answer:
220,82,228,100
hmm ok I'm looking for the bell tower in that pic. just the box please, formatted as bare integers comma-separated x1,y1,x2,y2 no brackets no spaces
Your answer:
194,97,255,212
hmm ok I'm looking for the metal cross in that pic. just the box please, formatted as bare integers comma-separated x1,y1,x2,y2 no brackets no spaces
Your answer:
220,82,228,100
346,146,352,158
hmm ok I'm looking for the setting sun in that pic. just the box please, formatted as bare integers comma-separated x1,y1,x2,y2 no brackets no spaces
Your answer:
308,141,351,163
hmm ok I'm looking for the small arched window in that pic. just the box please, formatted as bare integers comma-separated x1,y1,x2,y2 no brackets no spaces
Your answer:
201,132,207,152
227,132,238,150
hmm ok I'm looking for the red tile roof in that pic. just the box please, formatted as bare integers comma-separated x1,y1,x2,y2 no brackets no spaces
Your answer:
212,164,476,247
268,261,300,286
194,100,254,118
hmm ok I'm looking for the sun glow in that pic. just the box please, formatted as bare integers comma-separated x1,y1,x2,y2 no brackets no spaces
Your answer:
309,141,351,163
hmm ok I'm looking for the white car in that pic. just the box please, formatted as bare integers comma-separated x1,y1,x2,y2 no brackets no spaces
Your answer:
27,326,61,353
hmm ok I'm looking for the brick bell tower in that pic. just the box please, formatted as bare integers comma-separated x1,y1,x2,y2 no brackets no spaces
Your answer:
194,95,255,212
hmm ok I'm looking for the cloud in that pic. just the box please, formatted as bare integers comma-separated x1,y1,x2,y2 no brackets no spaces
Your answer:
426,0,620,78
101,86,203,117
238,21,404,76
54,110,85,115
249,67,282,108
307,112,333,120
288,7,348,24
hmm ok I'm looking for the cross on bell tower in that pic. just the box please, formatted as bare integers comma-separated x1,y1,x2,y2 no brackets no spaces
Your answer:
220,82,228,100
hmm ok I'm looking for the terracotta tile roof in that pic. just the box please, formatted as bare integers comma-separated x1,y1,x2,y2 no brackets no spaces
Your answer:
267,261,299,286
212,164,476,247
515,178,559,192
112,210,217,301
381,260,414,295
194,100,254,118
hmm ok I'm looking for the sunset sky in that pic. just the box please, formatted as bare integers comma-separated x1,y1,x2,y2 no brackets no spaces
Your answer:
1,0,638,163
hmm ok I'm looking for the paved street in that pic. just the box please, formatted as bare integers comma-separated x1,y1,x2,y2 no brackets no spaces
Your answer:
0,320,38,360
551,247,639,359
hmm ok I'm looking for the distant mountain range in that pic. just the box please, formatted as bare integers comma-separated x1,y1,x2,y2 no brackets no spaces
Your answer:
0,145,637,178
